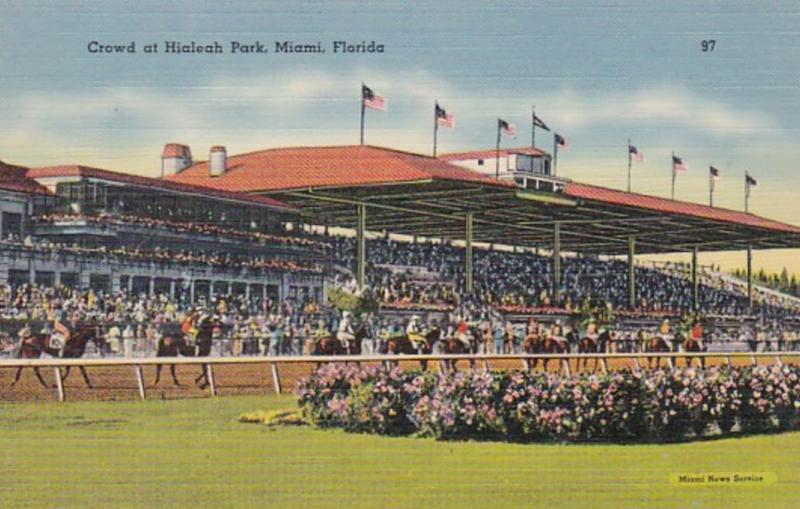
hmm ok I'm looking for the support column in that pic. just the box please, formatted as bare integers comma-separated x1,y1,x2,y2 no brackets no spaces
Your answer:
553,222,561,305
190,281,196,303
465,212,474,293
627,237,636,309
356,203,366,289
747,245,753,311
691,246,699,313
148,277,155,296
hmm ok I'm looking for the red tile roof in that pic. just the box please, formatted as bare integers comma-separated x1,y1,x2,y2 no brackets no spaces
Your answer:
26,165,290,209
164,145,514,192
0,161,51,196
439,147,547,161
565,182,800,234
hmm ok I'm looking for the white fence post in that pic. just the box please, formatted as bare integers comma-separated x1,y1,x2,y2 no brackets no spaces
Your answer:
53,367,64,402
134,365,146,401
206,365,217,397
270,363,282,394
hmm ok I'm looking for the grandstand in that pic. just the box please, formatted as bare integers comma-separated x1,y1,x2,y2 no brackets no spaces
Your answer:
1,158,325,305
2,142,800,359
165,143,800,306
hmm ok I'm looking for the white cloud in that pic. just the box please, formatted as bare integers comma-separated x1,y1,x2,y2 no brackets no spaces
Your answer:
0,72,788,173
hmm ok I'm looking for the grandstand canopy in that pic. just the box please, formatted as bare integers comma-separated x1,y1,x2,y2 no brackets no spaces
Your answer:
164,144,800,255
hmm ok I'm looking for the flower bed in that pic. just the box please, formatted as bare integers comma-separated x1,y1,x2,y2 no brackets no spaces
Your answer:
295,364,800,443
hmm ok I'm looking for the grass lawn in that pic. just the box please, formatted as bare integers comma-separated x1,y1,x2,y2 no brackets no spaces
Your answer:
0,396,799,509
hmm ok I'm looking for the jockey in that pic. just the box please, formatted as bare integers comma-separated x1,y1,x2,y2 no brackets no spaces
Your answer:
585,318,599,341
691,321,705,349
550,320,568,348
336,311,356,350
17,325,32,343
180,309,199,343
526,317,538,337
658,319,673,351
406,315,427,351
314,319,329,341
455,318,471,348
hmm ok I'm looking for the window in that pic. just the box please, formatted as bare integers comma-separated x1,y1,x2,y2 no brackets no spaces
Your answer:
1,212,22,239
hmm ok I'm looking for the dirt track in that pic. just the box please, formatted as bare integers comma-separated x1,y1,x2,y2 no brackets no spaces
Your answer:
1,355,797,403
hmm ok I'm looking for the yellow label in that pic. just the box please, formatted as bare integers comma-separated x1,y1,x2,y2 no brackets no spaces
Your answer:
670,472,777,487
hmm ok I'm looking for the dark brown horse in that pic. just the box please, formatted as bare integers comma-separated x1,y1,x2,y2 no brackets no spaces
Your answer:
384,328,442,370
10,333,60,388
683,333,706,368
437,326,484,371
312,324,367,356
385,328,440,355
154,317,219,387
576,330,615,371
645,333,672,368
58,324,107,388
524,331,570,371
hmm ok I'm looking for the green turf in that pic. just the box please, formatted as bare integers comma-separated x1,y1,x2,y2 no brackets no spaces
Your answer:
0,396,798,509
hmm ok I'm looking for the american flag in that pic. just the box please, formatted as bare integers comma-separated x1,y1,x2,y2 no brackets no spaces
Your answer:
362,84,386,111
533,113,550,131
629,144,643,162
498,118,516,136
555,133,569,150
436,103,454,128
672,155,687,172
746,173,758,187
709,166,722,179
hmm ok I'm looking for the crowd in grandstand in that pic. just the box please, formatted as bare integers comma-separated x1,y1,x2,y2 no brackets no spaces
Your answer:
33,213,331,250
2,209,800,358
328,235,799,319
4,235,321,275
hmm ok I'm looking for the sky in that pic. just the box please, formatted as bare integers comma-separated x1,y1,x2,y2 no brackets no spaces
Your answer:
1,0,799,273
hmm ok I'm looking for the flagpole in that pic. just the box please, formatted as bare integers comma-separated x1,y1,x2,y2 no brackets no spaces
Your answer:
553,133,559,177
359,82,366,145
709,168,714,207
671,151,676,200
745,172,750,213
495,119,501,180
531,105,535,172
433,101,439,157
627,137,632,193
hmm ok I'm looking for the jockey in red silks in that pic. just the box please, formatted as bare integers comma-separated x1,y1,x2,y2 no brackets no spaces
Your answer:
691,321,705,349
180,309,199,343
455,319,470,348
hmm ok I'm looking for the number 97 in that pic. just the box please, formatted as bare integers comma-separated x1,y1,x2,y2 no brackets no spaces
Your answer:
701,40,715,52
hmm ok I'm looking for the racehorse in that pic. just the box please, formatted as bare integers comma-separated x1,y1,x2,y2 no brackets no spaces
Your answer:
10,333,60,388
311,324,367,356
524,331,570,372
576,330,615,372
682,332,706,368
154,317,219,387
645,333,672,369
58,323,108,388
383,328,443,370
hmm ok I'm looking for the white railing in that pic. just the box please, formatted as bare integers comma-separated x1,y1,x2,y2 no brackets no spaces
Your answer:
1,351,797,403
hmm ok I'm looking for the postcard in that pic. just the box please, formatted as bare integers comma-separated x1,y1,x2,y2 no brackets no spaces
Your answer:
1,1,799,508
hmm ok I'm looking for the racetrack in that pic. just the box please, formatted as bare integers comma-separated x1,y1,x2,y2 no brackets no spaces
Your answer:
2,354,799,403
1,394,798,509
